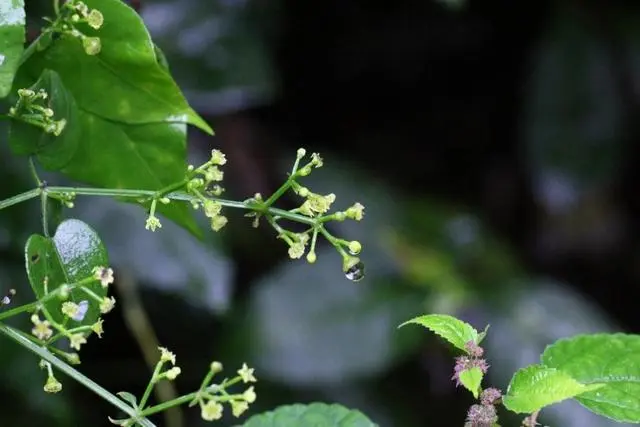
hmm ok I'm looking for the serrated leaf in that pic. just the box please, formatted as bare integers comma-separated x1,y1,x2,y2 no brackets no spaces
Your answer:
25,219,109,337
22,0,211,133
9,69,80,170
542,333,640,423
459,367,483,398
503,364,604,414
235,403,378,427
0,0,25,98
399,314,478,353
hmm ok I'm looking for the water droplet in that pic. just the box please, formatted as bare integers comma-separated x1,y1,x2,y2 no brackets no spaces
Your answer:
345,261,365,282
0,54,5,66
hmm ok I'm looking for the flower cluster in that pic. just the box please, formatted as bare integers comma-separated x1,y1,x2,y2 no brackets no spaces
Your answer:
186,149,228,231
31,266,115,393
195,361,258,421
48,1,105,55
8,89,67,136
454,341,502,427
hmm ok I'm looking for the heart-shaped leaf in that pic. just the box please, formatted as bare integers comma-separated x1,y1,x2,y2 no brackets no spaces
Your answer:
235,403,378,427
0,0,25,98
25,219,109,336
399,314,479,353
23,0,211,132
503,364,604,414
541,334,640,423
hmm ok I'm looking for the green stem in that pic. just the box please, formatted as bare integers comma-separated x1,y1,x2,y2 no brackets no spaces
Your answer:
0,189,41,211
263,179,294,208
0,300,39,321
29,157,42,185
139,362,164,409
0,323,157,427
1,185,320,226
41,191,50,237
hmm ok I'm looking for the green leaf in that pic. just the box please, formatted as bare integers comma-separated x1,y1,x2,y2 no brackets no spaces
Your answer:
236,403,378,427
0,0,25,98
22,0,211,133
399,314,478,353
58,110,199,236
541,333,640,423
9,69,80,170
116,391,138,408
502,364,604,414
25,219,109,337
459,367,483,399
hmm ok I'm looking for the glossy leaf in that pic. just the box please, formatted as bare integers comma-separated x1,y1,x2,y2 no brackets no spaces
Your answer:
459,367,483,399
9,69,80,170
0,0,25,98
25,219,109,336
503,364,604,414
236,403,378,427
22,0,211,132
399,314,478,353
542,334,640,423
58,110,199,236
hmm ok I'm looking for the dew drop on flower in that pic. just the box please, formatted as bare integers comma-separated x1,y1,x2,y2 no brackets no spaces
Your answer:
344,261,365,282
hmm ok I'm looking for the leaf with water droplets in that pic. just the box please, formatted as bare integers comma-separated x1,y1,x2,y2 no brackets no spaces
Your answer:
0,0,25,98
25,219,109,337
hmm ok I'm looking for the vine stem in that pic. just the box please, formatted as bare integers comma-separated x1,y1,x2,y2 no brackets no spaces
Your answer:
0,323,157,427
0,185,319,226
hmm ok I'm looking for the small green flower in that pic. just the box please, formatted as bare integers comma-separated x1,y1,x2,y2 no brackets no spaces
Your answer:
69,333,87,351
238,363,257,383
99,296,116,314
93,266,114,288
44,374,63,393
201,400,224,421
86,9,104,29
82,36,101,55
210,361,223,373
310,153,323,168
210,215,228,232
231,400,249,417
243,386,257,403
145,214,162,232
306,250,317,264
346,202,365,221
163,367,181,380
203,200,222,218
31,314,53,340
159,347,176,365
92,319,104,338
61,301,80,319
288,242,305,259
347,240,362,255
204,166,224,183
210,149,227,165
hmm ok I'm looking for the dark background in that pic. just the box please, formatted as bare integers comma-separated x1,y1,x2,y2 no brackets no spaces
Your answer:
1,0,639,426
